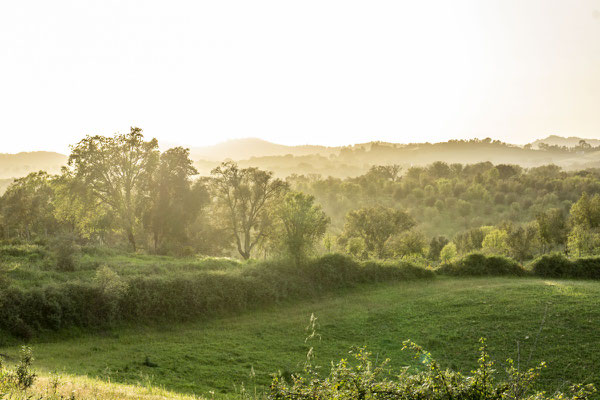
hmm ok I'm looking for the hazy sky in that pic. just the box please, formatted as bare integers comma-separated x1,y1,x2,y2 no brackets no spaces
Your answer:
1,0,600,154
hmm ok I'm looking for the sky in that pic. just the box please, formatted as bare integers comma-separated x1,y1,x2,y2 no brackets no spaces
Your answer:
1,0,600,154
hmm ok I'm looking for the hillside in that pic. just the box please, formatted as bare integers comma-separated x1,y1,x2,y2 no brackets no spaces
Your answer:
191,139,600,177
531,135,600,148
2,277,599,398
0,151,67,179
187,138,338,161
4,136,600,181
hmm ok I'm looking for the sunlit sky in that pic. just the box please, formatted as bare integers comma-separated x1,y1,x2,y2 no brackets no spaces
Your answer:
1,1,600,154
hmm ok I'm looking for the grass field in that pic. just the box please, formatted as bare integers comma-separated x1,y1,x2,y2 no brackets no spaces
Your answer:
2,277,599,398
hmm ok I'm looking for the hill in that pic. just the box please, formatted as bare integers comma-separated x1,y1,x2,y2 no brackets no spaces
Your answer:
2,276,598,398
0,151,67,179
5,136,600,181
530,135,600,148
187,137,338,161
191,138,600,177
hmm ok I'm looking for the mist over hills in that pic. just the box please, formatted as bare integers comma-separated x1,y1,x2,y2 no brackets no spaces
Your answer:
187,138,338,161
0,151,67,180
531,135,600,148
2,135,600,186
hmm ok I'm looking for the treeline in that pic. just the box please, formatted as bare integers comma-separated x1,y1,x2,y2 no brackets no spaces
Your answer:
0,128,328,262
3,128,600,264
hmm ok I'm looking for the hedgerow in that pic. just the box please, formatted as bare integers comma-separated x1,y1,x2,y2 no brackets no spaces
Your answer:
0,254,433,338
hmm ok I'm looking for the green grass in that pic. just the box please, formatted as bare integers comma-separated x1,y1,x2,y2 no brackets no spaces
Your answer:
1,244,243,289
2,277,599,398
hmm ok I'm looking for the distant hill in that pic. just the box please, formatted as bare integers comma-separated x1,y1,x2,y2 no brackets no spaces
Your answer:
0,151,67,179
187,138,338,161
191,138,600,178
4,136,600,182
530,135,600,148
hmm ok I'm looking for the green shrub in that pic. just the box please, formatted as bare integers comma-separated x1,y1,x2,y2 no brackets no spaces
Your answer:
532,253,600,279
436,252,527,276
0,346,36,392
269,339,596,400
0,254,434,337
50,236,77,272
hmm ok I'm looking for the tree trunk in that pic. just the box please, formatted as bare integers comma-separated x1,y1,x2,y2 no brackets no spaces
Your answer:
128,230,137,252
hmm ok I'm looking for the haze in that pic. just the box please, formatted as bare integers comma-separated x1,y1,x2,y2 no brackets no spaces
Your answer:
1,0,600,154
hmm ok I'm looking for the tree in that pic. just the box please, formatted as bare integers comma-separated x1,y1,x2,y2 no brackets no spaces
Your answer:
210,162,288,259
345,237,367,260
341,206,415,258
428,236,449,261
385,230,428,258
439,242,457,263
52,169,114,242
274,191,330,265
0,171,57,240
569,192,600,229
567,225,599,257
536,208,567,252
67,127,159,251
505,223,539,261
481,229,509,256
147,147,204,253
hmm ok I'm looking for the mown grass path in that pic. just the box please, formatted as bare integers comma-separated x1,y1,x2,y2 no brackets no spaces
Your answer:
2,277,599,398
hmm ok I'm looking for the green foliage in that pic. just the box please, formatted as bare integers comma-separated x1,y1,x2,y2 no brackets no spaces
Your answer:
439,242,457,263
0,254,433,338
345,237,368,260
567,225,600,257
269,338,595,400
536,208,567,252
68,127,160,251
50,235,77,272
340,206,415,258
531,253,600,279
437,253,527,276
273,192,330,265
0,171,57,241
428,235,449,261
0,346,37,392
481,229,509,256
385,230,428,258
211,161,288,259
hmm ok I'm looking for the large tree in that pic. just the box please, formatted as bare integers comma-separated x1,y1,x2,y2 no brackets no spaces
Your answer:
210,162,288,259
274,191,330,265
68,127,159,251
0,171,57,240
147,147,206,253
341,206,415,258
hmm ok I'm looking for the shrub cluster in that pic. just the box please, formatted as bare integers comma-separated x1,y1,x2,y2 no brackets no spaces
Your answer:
0,254,433,339
531,253,600,279
269,339,596,400
436,252,527,276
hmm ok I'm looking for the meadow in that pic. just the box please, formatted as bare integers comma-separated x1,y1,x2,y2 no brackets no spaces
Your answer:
2,276,599,398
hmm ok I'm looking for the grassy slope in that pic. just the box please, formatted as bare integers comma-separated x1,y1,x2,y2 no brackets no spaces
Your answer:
9,375,202,400
2,277,599,398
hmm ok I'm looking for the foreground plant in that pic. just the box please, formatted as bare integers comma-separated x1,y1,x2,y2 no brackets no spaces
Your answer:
0,346,36,394
269,338,595,400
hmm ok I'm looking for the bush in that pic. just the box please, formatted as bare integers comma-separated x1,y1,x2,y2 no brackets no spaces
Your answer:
0,346,36,392
532,253,600,279
436,252,527,276
270,338,596,400
0,254,434,337
50,236,77,272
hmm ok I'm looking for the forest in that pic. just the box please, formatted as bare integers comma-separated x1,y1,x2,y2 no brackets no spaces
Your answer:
2,128,600,265
2,129,600,399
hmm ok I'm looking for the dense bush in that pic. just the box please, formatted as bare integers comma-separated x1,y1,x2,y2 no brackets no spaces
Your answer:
531,253,600,279
0,254,433,338
269,339,596,400
436,252,527,276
